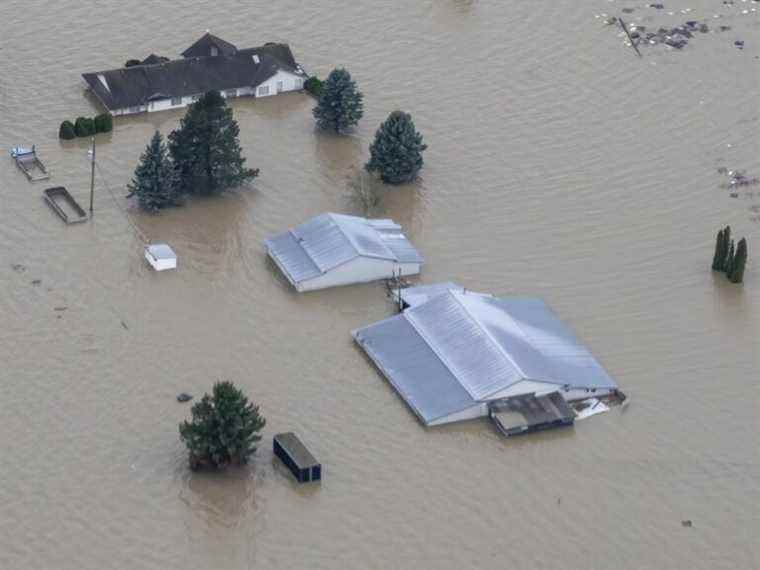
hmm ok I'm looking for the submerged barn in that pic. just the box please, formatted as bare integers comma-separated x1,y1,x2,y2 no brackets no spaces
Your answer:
265,213,423,292
82,33,308,116
353,284,617,426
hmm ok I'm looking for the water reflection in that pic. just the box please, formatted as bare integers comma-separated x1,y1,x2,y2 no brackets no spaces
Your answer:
180,466,259,528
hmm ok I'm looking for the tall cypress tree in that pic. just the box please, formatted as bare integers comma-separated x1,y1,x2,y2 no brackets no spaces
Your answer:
312,68,364,133
720,225,732,272
712,228,725,271
725,239,735,276
729,238,748,283
366,110,427,184
128,131,180,212
168,91,258,196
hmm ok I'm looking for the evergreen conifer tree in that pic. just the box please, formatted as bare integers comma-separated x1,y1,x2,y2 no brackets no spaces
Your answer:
59,120,76,140
712,228,725,271
128,131,181,212
720,225,732,272
168,91,258,196
179,381,266,470
365,110,427,184
725,239,735,276
729,238,748,283
312,68,364,133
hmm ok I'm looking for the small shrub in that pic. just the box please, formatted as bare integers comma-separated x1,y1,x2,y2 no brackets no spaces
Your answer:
304,76,323,97
74,116,95,137
94,113,113,133
59,120,76,140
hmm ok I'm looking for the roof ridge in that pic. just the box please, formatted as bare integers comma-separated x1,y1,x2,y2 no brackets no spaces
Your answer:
402,295,470,400
447,291,527,395
328,213,397,262
286,228,327,274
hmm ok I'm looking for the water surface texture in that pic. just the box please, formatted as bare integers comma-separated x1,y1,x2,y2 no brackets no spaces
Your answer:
1,1,758,569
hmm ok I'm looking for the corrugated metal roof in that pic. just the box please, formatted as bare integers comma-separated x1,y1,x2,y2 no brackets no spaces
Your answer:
265,213,423,285
264,232,321,284
399,282,466,308
405,292,524,400
353,284,617,425
331,214,396,260
353,313,475,424
473,296,616,389
291,214,357,272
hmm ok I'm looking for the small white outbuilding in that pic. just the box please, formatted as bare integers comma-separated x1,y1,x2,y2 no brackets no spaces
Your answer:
265,213,423,292
145,244,177,271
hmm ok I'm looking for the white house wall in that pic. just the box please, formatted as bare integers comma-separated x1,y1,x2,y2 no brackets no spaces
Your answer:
299,257,421,292
112,70,305,115
254,70,304,97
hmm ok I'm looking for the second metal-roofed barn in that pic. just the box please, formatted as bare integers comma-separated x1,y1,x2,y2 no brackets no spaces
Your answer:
265,213,423,292
353,283,618,426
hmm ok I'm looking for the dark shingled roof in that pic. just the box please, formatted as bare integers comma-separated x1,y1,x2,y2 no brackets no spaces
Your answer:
82,37,304,112
141,54,170,65
182,33,238,58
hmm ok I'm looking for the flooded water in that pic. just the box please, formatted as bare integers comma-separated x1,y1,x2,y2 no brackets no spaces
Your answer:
1,1,758,568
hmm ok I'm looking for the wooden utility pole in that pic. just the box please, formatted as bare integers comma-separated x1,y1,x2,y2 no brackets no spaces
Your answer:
89,137,96,216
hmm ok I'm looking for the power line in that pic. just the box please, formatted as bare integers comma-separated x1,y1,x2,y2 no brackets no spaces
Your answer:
94,161,151,245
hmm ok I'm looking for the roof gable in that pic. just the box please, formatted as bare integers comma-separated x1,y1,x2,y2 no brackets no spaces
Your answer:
182,33,238,58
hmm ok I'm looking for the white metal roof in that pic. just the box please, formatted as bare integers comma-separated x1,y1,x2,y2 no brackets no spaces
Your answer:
353,284,617,425
146,243,176,260
264,213,423,285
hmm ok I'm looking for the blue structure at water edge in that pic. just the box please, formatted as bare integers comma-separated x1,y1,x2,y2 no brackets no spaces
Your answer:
273,432,322,484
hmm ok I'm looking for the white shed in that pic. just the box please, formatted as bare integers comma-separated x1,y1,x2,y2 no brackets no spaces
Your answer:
265,213,423,292
145,244,177,271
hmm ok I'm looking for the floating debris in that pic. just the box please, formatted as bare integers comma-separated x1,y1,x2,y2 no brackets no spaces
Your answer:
11,263,26,273
177,393,193,403
718,168,759,189
734,40,745,49
31,279,41,286
682,520,693,528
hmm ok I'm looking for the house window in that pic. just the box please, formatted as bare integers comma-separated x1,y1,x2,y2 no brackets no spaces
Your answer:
276,81,284,93
210,46,219,56
294,78,303,89
224,89,237,98
171,96,182,106
257,85,269,96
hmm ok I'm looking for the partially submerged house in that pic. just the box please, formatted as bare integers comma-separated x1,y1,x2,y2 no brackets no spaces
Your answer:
353,283,618,427
82,33,308,116
265,213,423,292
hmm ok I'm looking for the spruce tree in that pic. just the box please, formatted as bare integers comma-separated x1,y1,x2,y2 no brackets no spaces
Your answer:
168,91,258,196
128,131,180,212
729,238,748,283
366,110,427,184
312,68,364,133
179,381,266,470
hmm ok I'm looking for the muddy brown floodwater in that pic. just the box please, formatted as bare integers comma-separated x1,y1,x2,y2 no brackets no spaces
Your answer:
1,1,758,569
